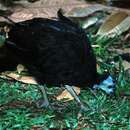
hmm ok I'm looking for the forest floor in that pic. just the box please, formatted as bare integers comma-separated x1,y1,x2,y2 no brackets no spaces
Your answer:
0,0,130,130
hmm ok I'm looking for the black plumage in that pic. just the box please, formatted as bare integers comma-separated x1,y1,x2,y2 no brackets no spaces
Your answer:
0,45,19,72
0,10,115,110
5,11,97,87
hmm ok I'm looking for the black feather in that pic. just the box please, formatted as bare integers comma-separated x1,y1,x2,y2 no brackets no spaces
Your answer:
0,10,116,109
4,10,98,88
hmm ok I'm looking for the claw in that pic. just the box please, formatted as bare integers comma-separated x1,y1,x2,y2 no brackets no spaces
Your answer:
35,98,51,109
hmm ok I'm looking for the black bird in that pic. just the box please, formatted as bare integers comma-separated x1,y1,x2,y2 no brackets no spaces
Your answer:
0,10,115,110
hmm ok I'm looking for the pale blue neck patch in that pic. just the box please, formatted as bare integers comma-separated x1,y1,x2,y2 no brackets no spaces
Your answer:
93,76,115,95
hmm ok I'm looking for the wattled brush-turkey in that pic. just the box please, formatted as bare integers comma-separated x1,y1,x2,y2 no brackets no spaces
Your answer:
0,9,115,110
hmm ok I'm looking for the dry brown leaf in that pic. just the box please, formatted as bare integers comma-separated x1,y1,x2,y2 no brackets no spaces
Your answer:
97,11,130,37
56,86,80,101
65,4,109,18
1,0,130,22
0,74,12,80
8,0,88,22
1,72,37,84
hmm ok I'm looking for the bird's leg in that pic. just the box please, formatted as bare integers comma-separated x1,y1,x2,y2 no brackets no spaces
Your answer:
63,85,87,111
36,84,50,108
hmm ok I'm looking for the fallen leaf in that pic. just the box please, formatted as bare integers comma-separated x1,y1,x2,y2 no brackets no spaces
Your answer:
82,17,98,29
56,86,80,101
65,4,109,18
1,72,37,84
97,11,130,37
8,0,88,22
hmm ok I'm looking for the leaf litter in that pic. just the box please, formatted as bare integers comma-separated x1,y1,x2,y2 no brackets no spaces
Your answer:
0,0,130,129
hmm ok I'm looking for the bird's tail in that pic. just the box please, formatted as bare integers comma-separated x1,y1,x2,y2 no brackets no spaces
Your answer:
57,8,78,27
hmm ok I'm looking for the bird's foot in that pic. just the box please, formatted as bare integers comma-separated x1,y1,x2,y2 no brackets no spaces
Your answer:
77,104,88,118
78,103,95,118
80,104,88,111
51,102,67,112
35,99,66,112
35,98,51,109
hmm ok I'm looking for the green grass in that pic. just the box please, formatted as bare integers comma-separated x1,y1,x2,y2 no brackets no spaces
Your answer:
0,35,130,130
